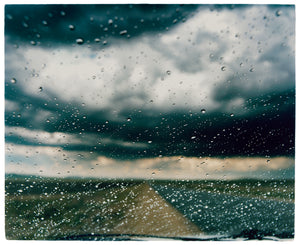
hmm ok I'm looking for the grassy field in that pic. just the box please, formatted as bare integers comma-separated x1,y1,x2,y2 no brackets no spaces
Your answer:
5,175,294,240
5,177,143,239
151,178,295,203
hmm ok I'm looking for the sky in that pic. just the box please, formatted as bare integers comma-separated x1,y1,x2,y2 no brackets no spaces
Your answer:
4,4,295,180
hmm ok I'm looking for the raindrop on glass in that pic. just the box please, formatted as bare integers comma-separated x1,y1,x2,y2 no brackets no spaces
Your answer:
230,113,234,117
76,38,84,45
221,66,226,71
39,86,43,92
275,10,282,17
22,22,29,28
201,109,206,114
10,78,17,84
127,117,132,122
46,119,50,123
6,14,13,20
249,67,254,72
148,140,152,144
120,30,128,35
191,136,196,139
69,24,75,30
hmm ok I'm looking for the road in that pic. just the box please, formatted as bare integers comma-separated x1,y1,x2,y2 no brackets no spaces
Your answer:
151,184,294,237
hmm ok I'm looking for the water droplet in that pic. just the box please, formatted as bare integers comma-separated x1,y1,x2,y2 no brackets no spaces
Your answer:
249,67,254,72
105,120,109,124
46,119,50,123
60,11,66,16
240,62,244,67
275,10,282,17
149,99,154,103
151,172,155,175
39,86,43,92
230,113,234,117
120,30,127,35
127,117,131,122
148,140,152,144
191,136,196,139
108,19,113,25
6,14,13,20
81,103,85,107
22,22,29,28
103,40,107,45
166,70,171,75
10,78,17,84
94,38,100,43
42,20,48,25
30,40,36,46
221,66,226,71
266,159,270,163
201,109,206,114
76,38,84,45
69,24,75,30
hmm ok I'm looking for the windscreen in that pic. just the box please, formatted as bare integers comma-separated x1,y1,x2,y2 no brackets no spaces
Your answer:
5,4,295,240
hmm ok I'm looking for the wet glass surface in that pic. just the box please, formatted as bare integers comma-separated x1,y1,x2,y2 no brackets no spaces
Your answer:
5,4,295,240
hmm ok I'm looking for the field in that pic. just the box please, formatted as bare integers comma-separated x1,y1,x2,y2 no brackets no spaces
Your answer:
5,175,294,240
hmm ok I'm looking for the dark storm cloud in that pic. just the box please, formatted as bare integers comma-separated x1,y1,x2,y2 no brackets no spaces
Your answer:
5,4,295,161
5,87,295,159
5,4,198,46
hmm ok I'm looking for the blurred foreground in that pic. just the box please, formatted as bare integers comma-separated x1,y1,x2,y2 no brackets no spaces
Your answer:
5,175,294,240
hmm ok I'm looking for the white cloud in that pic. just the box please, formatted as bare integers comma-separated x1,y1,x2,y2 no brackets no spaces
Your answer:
5,6,294,118
5,100,20,112
6,126,82,145
5,143,294,179
5,126,149,150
